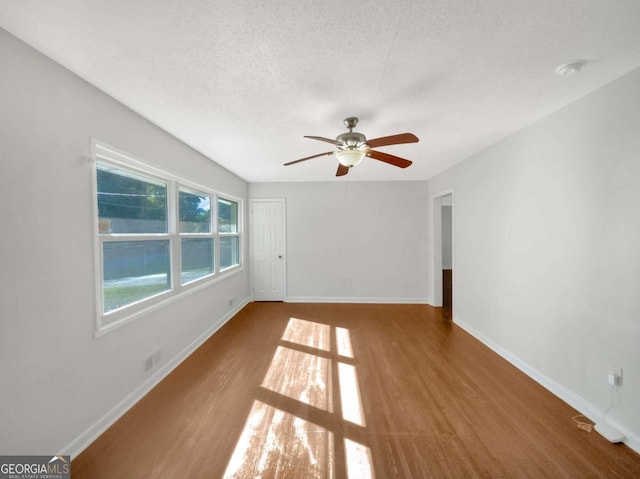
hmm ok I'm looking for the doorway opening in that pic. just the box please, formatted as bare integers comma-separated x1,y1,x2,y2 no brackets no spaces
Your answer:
432,192,453,318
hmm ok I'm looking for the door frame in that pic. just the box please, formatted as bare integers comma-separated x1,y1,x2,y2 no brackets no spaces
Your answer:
431,190,454,308
249,198,287,301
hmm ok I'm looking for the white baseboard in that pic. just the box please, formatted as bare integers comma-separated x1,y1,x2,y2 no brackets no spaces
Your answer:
62,297,251,459
453,315,640,455
285,296,430,304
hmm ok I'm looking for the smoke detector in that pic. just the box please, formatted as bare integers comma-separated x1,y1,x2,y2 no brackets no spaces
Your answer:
555,60,587,76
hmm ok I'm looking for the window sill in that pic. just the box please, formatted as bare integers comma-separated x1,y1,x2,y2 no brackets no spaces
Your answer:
94,265,244,338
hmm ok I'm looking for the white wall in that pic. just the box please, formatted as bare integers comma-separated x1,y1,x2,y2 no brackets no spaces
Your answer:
428,68,640,450
0,28,250,455
249,181,430,303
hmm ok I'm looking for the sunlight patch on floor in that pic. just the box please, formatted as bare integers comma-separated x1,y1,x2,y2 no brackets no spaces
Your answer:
225,317,373,478
336,326,354,358
338,362,365,427
261,346,332,411
282,317,331,351
344,438,375,479
223,400,335,479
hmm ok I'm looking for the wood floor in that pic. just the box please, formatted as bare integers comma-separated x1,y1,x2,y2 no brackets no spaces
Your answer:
72,303,640,478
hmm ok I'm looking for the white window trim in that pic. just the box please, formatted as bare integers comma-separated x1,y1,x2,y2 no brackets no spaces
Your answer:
218,196,242,272
178,186,215,286
91,139,243,337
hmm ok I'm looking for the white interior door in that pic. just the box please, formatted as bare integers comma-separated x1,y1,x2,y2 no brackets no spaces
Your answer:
251,199,286,301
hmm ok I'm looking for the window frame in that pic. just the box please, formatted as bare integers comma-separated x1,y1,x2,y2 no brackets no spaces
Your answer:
178,186,215,285
218,196,241,272
92,140,243,337
97,163,173,316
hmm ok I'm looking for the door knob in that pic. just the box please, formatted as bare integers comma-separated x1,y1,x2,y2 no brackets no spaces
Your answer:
278,255,282,259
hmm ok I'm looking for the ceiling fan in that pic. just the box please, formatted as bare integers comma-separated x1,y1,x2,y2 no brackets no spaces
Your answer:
284,117,419,177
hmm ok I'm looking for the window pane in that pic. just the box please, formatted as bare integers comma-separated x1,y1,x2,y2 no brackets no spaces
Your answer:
103,240,171,313
179,190,211,233
218,198,238,233
181,238,214,284
220,236,239,270
97,164,167,234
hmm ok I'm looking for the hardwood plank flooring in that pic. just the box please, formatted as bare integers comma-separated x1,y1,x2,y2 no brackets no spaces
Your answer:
72,303,640,478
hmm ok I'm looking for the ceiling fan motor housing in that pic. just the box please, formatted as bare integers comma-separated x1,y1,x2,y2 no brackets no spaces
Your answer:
336,131,367,149
337,116,367,150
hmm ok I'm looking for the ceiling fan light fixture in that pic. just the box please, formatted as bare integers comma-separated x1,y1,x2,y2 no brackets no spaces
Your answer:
336,148,366,168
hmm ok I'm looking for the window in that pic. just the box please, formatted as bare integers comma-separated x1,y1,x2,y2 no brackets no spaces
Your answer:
218,197,240,270
179,189,214,284
97,165,171,313
93,141,242,332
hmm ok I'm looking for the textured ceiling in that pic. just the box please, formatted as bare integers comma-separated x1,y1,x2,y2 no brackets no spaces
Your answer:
1,1,639,182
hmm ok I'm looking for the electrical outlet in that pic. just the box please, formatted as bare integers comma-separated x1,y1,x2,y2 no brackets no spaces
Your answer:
608,367,623,387
143,356,154,373
143,349,162,374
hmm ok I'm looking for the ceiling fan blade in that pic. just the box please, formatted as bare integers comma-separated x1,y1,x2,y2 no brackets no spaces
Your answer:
336,164,349,177
366,133,419,148
284,151,334,166
367,149,413,168
304,135,342,146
